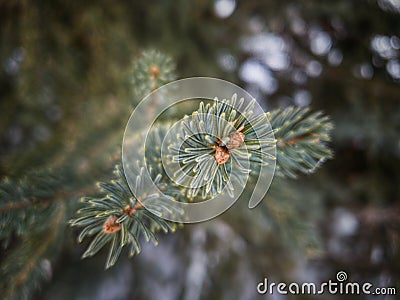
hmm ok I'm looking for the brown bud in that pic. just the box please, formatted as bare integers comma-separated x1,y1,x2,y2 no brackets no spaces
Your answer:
149,65,160,77
225,131,245,149
211,123,245,164
122,204,136,216
225,124,245,149
122,201,143,216
213,145,230,164
102,215,121,234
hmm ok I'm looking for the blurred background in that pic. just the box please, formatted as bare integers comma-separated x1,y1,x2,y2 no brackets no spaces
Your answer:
0,0,399,299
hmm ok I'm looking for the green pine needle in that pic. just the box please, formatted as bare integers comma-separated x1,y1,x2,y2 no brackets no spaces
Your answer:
270,106,334,178
166,94,276,200
130,50,176,102
71,164,178,269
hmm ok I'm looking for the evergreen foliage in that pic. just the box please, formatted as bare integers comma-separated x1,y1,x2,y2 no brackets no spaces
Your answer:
69,52,333,268
71,165,178,269
167,95,276,199
1,1,398,299
0,48,333,294
0,172,68,299
271,106,333,178
130,50,176,102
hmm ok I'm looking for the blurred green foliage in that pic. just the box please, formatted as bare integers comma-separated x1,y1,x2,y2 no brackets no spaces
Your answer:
0,0,399,299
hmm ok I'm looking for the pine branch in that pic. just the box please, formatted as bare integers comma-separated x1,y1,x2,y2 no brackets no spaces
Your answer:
0,50,179,282
0,170,93,247
70,164,179,269
72,96,334,268
0,201,66,300
166,94,275,199
70,51,180,269
2,84,333,274
130,50,176,103
0,168,99,300
0,184,93,214
270,106,334,178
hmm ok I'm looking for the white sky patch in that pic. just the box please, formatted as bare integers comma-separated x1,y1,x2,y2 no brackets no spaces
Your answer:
214,0,236,19
306,60,323,77
217,51,237,72
390,35,400,49
371,35,398,59
360,63,374,79
261,52,290,71
4,47,24,75
293,89,312,107
240,33,290,71
378,0,400,13
332,208,359,237
353,63,374,79
386,60,400,79
310,29,332,56
239,58,278,94
328,48,343,66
